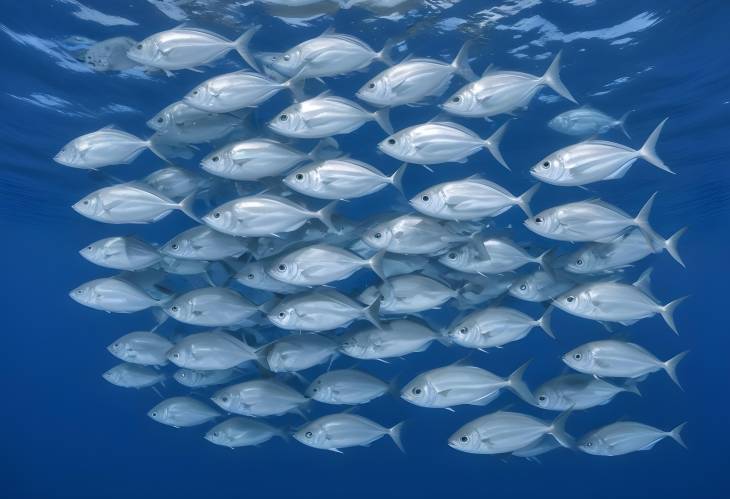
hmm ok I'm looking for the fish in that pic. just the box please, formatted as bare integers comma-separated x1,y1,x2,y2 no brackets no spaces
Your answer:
511,435,563,461
339,319,445,360
201,138,337,181
142,166,212,201
401,360,534,409
147,397,220,427
103,363,166,389
160,225,251,261
509,269,574,302
448,306,554,351
79,236,161,271
306,369,389,405
268,92,392,138
548,107,633,138
380,253,431,278
442,51,577,119
361,214,471,255
448,410,574,454
81,36,138,72
69,277,166,313
167,330,259,370
563,340,688,388
235,259,305,294
205,417,287,448
283,160,406,200
268,288,381,331
54,126,167,169
357,41,478,107
267,244,386,286
578,422,687,456
553,268,688,333
438,237,549,275
184,70,303,113
211,379,307,417
294,414,404,453
524,193,661,244
165,287,260,327
173,368,242,388
151,110,245,145
265,334,339,372
534,374,641,411
531,119,672,186
268,29,394,79
378,121,509,168
107,331,173,366
147,101,219,132
72,182,198,224
202,194,337,237
411,177,539,220
358,274,460,314
126,26,261,75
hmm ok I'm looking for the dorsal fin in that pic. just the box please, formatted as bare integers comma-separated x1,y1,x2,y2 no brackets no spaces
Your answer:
632,267,653,296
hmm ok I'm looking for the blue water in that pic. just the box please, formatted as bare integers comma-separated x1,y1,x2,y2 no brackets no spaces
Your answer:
2,1,729,498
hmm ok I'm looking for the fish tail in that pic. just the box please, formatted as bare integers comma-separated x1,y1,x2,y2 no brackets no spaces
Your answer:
618,109,634,139
282,70,308,102
389,163,408,194
668,422,688,449
176,192,201,223
541,50,578,104
516,183,540,218
368,249,388,282
373,108,393,135
663,226,687,267
234,25,262,72
362,296,383,330
483,121,510,170
660,296,689,335
663,350,689,388
377,38,397,66
622,379,642,397
147,137,172,164
451,40,478,82
536,306,555,339
506,360,535,405
548,409,575,449
315,201,339,232
388,421,406,453
639,118,673,173
633,192,661,245
308,137,340,160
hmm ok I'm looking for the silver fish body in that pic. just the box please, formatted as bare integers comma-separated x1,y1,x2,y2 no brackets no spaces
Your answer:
184,70,296,113
107,331,173,366
340,320,442,360
69,277,162,313
448,306,553,350
294,414,404,452
174,368,241,388
167,331,259,370
79,236,161,271
361,214,469,255
534,374,639,411
266,334,338,373
165,287,259,327
201,138,314,181
160,225,250,260
548,107,630,137
268,288,380,331
103,363,166,389
306,369,388,405
211,379,307,417
359,274,457,314
439,237,545,275
148,396,220,427
54,127,157,169
205,417,285,448
578,422,686,456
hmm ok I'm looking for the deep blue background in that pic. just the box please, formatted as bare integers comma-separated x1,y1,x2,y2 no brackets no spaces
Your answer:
1,1,728,498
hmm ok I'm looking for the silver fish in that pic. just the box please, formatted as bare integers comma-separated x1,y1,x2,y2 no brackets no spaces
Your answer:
268,93,392,138
283,160,406,200
148,397,220,427
512,435,562,461
165,287,259,327
126,26,260,74
143,166,208,200
361,214,471,255
306,369,388,405
265,334,339,372
401,361,533,409
442,51,577,118
340,320,444,360
235,259,305,294
411,177,538,220
267,244,386,286
356,42,477,107
531,119,671,186
578,422,686,456
294,414,404,452
554,268,688,333
439,237,549,275
152,110,245,144
69,277,163,313
548,107,632,138
79,236,161,271
563,340,688,388
107,331,173,366
167,330,259,370
380,253,431,277
54,126,166,169
72,182,198,224
160,225,250,261
174,368,242,388
82,36,138,72
211,379,307,417
448,306,554,351
359,274,459,314
103,363,165,389
378,121,508,168
534,374,641,411
448,410,573,455
147,101,218,132
268,288,381,331
205,417,286,448
509,270,574,302
203,194,336,236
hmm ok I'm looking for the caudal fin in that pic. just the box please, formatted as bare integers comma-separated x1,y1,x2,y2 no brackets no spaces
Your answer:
282,71,307,102
484,121,510,170
388,421,406,453
377,38,397,66
506,361,535,405
541,51,578,104
368,249,388,282
309,137,340,161
147,137,172,164
362,297,382,329
633,192,661,244
548,409,574,449
660,296,689,335
389,163,407,194
668,422,687,449
536,306,555,339
451,41,478,81
177,192,201,223
316,201,338,232
618,109,634,139
234,25,262,72
662,226,687,267
663,350,689,388
373,108,393,135
516,184,540,218
639,118,673,173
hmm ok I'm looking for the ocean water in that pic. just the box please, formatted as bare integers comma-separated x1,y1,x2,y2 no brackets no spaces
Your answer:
1,1,729,498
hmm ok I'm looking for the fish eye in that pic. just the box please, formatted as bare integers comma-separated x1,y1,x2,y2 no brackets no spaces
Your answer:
295,173,304,180
75,289,84,294
171,305,179,312
212,156,219,162
519,284,527,291
279,114,288,122
374,232,382,239
247,273,255,280
173,352,179,359
192,90,198,95
387,138,396,145
171,243,179,250
312,388,318,392
151,411,157,417
113,343,119,348
574,353,582,360
278,311,286,318
213,212,221,219
86,246,92,251
412,387,422,395
535,217,543,224
278,264,287,271
213,431,219,437
136,44,143,50
566,296,575,303
452,96,461,103
421,195,429,202
538,395,546,401
542,161,550,169
459,326,468,334
156,117,163,123
447,252,456,260
460,436,468,443
586,441,593,447
221,396,229,403
83,200,89,205
179,372,186,378
305,431,313,438
576,259,583,266
368,82,375,89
